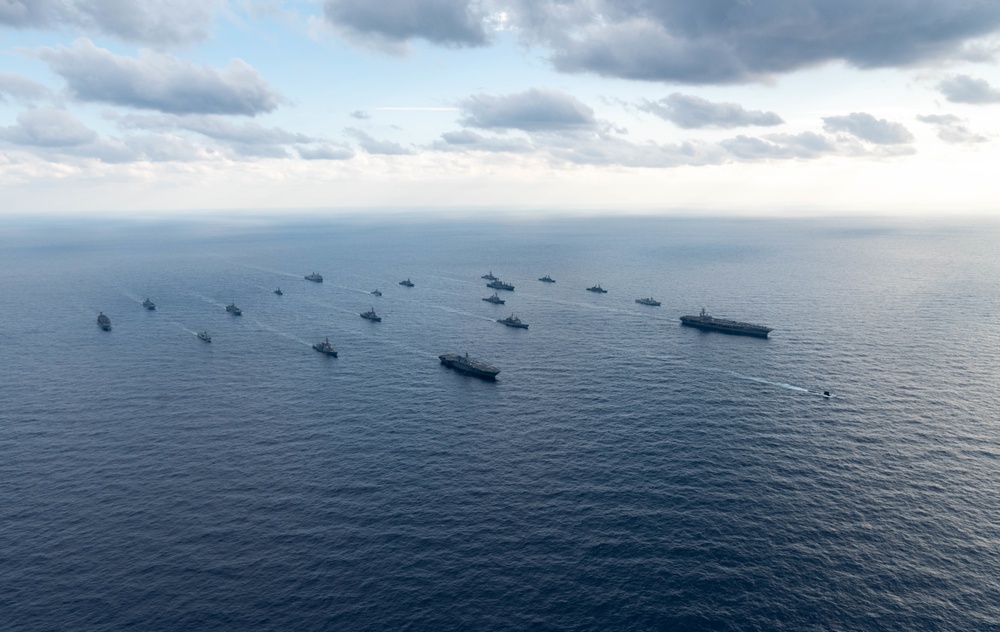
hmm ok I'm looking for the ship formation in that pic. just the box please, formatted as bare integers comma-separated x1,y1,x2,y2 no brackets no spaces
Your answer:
96,270,778,381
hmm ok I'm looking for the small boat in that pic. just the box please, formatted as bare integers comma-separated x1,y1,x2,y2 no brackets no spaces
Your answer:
226,303,242,315
481,271,498,280
274,287,283,295
538,275,555,283
197,331,212,343
399,278,414,287
823,391,832,398
482,292,505,304
97,312,111,331
371,289,382,296
497,313,528,329
305,272,323,282
142,298,156,310
587,284,607,293
313,337,338,357
361,307,381,322
635,297,661,306
487,279,514,291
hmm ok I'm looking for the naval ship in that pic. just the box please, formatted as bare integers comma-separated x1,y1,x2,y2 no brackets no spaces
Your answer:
226,303,242,315
635,297,661,306
97,312,111,331
313,337,338,356
487,279,514,291
305,272,323,282
481,271,497,280
497,314,528,329
439,353,500,379
274,287,283,295
399,278,414,287
142,298,156,310
680,308,772,338
361,307,381,322
587,284,607,293
538,275,555,283
482,292,505,304
197,331,212,343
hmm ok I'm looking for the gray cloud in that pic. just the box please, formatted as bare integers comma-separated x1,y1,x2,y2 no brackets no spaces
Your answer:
721,132,837,160
350,110,372,119
937,74,1000,104
344,127,415,155
0,72,53,104
298,144,356,160
822,112,914,145
434,129,534,153
459,89,598,132
324,0,490,51
0,107,97,147
0,0,216,46
917,114,988,144
119,113,315,144
639,93,784,129
39,39,281,116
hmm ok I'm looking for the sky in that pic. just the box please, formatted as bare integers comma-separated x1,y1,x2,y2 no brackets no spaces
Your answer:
2,0,1000,217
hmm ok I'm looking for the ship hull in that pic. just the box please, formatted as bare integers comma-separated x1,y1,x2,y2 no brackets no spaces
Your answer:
680,316,771,338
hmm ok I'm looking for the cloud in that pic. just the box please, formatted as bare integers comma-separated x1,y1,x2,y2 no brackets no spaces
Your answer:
917,114,988,144
0,0,216,47
937,74,1000,104
0,107,97,147
638,93,784,129
503,1,1000,84
350,110,371,119
344,127,415,154
298,144,356,160
822,112,914,145
324,0,490,52
721,132,836,160
459,89,599,132
39,39,281,116
434,129,534,152
0,72,52,104
119,113,314,144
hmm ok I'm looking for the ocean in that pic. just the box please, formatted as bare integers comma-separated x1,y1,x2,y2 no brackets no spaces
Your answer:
2,215,998,631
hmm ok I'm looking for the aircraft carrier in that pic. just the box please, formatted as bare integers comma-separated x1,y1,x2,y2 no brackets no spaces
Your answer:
680,308,772,338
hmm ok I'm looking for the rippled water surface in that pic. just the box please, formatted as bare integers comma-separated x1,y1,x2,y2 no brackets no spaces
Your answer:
2,216,999,631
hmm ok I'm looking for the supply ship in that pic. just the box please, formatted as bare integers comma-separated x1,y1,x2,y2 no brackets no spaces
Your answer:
486,279,514,291
680,308,772,338
439,353,500,379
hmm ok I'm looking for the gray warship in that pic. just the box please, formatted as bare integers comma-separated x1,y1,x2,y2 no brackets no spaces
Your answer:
482,271,497,280
226,303,242,315
539,275,555,283
439,352,500,379
97,312,111,331
305,272,323,282
497,314,528,329
197,331,212,343
361,307,381,322
635,297,661,306
487,279,514,291
587,284,607,293
313,337,338,356
399,278,414,287
142,298,156,310
482,292,505,304
274,287,283,295
680,308,772,338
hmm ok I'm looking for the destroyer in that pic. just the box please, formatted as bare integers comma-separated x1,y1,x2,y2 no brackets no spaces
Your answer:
487,279,514,291
361,307,381,322
97,312,111,331
538,275,555,283
313,337,338,356
197,331,212,343
481,271,498,280
399,278,414,287
305,272,323,282
482,292,505,304
371,289,382,296
274,287,283,295
497,314,528,329
439,352,500,380
587,284,607,293
142,298,156,310
680,308,772,338
635,297,661,306
226,303,242,315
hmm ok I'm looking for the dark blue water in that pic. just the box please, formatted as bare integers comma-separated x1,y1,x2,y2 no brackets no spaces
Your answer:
2,216,999,631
